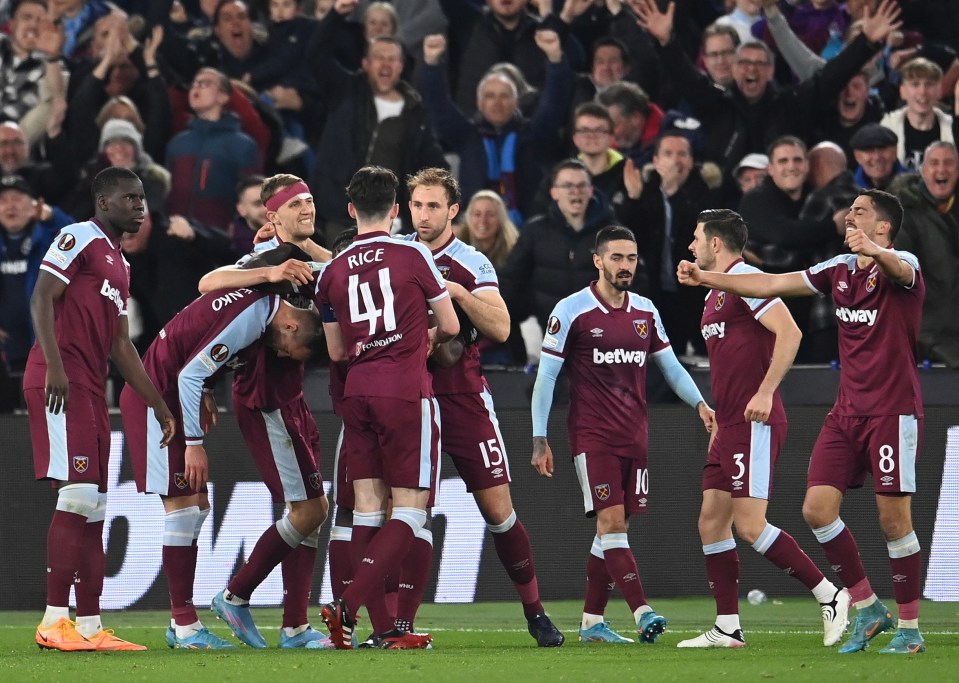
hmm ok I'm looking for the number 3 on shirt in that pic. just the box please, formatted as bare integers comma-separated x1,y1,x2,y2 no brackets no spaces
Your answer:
348,269,396,335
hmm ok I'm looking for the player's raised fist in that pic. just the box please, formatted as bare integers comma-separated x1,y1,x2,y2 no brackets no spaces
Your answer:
676,259,702,286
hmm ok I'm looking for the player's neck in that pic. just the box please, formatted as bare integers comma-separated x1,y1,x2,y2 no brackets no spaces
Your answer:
422,226,453,251
713,253,737,273
595,281,626,308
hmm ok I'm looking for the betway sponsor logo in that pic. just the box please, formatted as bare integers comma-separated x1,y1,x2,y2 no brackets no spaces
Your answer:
835,307,877,326
593,348,646,365
100,279,123,313
701,321,726,340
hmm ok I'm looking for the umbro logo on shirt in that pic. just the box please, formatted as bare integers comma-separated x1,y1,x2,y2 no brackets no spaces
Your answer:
590,327,603,337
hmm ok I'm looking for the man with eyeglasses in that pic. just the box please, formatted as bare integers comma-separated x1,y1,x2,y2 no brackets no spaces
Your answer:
633,0,900,187
500,159,618,335
0,121,74,207
700,23,739,89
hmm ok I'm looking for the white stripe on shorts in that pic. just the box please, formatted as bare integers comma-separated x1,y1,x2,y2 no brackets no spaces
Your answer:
749,422,772,499
263,409,307,502
331,424,345,503
573,453,593,514
898,415,918,493
145,406,169,494
45,408,68,481
419,398,439,489
479,387,510,480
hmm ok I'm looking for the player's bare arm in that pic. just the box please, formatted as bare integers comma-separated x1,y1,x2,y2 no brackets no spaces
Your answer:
845,227,916,287
445,282,510,343
746,302,801,423
29,270,69,414
197,259,314,293
531,436,555,478
430,337,465,368
677,260,813,298
323,321,347,362
111,317,177,447
429,292,460,344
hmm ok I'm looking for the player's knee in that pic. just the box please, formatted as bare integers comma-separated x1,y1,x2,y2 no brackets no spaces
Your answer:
55,483,100,519
877,508,911,541
289,496,328,532
734,520,765,545
802,500,832,529
164,505,200,547
391,507,428,535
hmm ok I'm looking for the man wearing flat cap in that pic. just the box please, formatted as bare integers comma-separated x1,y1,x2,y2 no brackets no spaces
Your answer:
851,123,909,191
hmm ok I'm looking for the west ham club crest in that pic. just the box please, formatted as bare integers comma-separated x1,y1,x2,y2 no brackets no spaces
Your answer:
633,320,648,339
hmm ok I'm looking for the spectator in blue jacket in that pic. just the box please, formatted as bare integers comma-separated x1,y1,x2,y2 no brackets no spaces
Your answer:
165,66,262,232
420,29,570,226
0,175,72,371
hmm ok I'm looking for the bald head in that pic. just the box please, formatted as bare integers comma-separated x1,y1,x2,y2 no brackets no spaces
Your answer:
808,142,847,190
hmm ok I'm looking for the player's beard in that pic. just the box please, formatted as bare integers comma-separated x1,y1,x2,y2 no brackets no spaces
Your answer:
604,265,632,292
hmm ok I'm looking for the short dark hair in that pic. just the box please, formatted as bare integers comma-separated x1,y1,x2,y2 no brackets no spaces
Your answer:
332,227,358,257
597,82,649,117
407,167,461,207
91,167,141,203
859,189,903,240
654,130,692,156
346,166,397,221
697,208,748,253
595,224,636,254
767,134,807,158
591,36,630,68
573,101,613,130
549,158,591,187
236,174,265,198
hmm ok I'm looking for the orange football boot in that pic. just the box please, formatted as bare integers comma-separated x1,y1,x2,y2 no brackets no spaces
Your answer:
36,618,96,651
86,629,148,651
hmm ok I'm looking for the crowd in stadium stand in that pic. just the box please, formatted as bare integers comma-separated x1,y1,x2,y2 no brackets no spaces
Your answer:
2,0,959,409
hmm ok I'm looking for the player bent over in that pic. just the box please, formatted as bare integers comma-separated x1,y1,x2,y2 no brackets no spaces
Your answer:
27,168,176,651
678,190,927,654
198,174,333,649
531,225,714,644
121,288,323,649
677,209,849,649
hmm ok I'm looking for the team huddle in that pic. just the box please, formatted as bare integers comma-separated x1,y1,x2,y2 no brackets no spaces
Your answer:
27,165,926,655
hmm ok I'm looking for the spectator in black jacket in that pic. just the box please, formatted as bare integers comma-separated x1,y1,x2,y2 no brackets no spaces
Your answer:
308,18,446,241
499,159,618,331
634,0,899,180
440,0,583,116
628,131,719,356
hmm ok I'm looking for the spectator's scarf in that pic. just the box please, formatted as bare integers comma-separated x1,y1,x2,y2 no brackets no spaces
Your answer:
483,132,522,226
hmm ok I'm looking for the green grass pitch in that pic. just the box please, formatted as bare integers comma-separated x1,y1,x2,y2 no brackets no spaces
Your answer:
2,599,957,682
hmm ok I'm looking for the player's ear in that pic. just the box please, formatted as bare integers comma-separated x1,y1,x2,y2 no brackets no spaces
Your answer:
448,202,460,222
347,203,358,219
